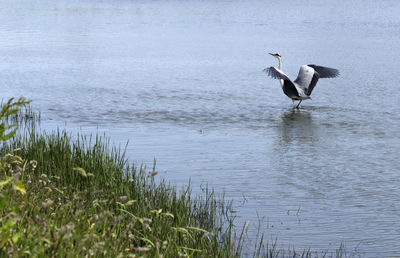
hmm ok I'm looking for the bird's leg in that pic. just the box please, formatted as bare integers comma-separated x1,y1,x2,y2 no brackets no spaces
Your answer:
292,99,296,109
296,100,302,109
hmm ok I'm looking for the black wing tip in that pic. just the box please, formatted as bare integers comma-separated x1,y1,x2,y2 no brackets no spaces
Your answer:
308,64,340,78
330,68,340,78
262,66,273,72
262,67,275,78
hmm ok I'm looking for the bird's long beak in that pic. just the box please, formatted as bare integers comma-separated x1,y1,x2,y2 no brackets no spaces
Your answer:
268,52,274,56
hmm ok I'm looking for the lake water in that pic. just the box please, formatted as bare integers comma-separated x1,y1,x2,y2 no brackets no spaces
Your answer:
1,0,400,256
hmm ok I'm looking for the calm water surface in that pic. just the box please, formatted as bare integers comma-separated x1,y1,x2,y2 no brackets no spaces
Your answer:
1,0,400,256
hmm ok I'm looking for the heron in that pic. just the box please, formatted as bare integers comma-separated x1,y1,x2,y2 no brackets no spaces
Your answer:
263,52,339,109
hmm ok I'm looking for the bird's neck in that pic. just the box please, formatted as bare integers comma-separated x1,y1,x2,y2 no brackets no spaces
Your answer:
278,58,283,87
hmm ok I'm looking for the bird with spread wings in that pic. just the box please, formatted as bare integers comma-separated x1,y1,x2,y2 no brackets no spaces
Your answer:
263,53,339,109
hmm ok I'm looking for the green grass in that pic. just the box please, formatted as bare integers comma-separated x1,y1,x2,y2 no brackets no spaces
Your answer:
0,99,349,257
0,103,241,257
0,146,237,257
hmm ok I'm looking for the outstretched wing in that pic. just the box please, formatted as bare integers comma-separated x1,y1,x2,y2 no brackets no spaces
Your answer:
294,64,339,96
308,65,339,78
263,67,290,81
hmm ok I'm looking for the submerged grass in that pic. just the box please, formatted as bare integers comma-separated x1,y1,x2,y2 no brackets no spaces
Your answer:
0,99,349,257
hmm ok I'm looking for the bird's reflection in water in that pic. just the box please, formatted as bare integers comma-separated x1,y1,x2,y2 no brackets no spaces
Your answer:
271,109,320,183
277,110,318,148
272,110,328,202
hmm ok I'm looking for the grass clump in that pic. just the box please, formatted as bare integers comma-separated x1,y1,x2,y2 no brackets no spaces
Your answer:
0,98,239,257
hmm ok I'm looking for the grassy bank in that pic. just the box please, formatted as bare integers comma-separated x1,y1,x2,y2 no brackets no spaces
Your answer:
0,99,242,257
0,98,347,257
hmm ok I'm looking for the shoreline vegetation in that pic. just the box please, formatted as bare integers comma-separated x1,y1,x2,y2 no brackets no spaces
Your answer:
0,98,347,257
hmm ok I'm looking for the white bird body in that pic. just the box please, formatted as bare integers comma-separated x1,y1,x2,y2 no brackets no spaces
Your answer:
263,53,339,108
